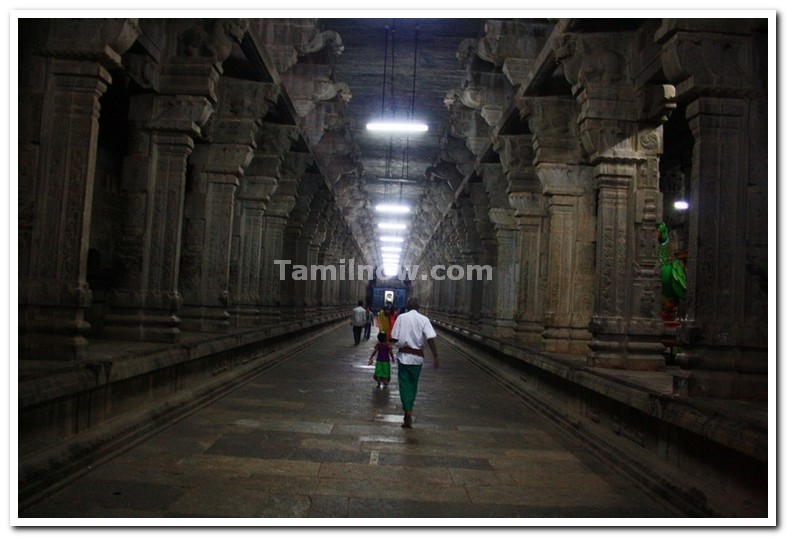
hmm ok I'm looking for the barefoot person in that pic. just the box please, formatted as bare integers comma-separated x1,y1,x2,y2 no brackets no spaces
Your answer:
390,297,439,428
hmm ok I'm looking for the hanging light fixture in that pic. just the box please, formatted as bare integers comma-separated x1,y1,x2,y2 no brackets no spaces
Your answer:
367,22,427,134
375,203,410,214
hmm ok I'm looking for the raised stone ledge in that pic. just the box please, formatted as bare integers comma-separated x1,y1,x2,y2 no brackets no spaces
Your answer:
18,313,348,508
431,317,767,517
430,318,766,463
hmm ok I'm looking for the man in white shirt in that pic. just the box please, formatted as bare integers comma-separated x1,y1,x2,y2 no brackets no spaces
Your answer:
390,297,439,428
351,301,367,345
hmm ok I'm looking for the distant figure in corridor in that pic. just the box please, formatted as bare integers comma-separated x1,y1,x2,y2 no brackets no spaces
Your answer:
368,331,393,389
377,302,396,341
390,297,439,428
351,300,367,345
363,305,374,340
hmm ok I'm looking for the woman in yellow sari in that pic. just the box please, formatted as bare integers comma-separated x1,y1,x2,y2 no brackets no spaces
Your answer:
377,303,395,340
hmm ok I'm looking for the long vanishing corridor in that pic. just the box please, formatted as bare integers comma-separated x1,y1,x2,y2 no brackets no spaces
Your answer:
19,323,680,519
16,16,771,523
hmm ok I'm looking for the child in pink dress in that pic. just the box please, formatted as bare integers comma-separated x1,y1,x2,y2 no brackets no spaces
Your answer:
368,331,393,389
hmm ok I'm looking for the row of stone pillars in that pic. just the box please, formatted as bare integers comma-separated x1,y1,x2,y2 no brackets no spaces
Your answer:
18,19,368,361
409,20,768,398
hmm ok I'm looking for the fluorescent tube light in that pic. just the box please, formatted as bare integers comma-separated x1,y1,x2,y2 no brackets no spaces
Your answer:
378,222,407,230
367,122,428,133
379,236,404,243
377,177,418,184
375,204,410,214
381,246,402,253
674,200,689,211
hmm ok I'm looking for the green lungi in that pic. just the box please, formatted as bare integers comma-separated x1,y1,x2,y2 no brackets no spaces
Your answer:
397,362,423,412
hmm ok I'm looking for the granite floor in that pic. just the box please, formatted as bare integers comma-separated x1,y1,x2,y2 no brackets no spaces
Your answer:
19,325,682,522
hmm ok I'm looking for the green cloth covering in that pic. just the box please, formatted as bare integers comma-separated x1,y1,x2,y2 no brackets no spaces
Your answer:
397,362,423,412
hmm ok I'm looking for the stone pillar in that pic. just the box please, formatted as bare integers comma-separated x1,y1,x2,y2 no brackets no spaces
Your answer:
105,19,246,342
556,32,666,370
481,164,519,339
179,81,279,332
230,123,297,327
105,94,212,342
657,20,768,398
259,152,308,324
18,20,139,360
281,172,319,321
496,133,546,346
540,166,596,354
470,183,497,332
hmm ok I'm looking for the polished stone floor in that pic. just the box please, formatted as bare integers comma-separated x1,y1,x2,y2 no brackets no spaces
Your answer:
19,325,681,521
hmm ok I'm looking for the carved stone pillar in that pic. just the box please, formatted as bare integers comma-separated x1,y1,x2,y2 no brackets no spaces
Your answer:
521,96,594,353
496,132,546,346
105,19,245,342
470,183,497,332
19,19,140,360
481,164,519,339
229,123,296,327
281,173,320,321
657,20,768,398
540,166,596,354
556,32,666,370
105,94,212,342
179,81,278,332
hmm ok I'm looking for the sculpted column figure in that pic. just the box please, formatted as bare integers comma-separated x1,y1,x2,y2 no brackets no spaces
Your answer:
521,97,595,354
19,19,140,360
657,20,768,398
105,20,247,342
556,32,668,369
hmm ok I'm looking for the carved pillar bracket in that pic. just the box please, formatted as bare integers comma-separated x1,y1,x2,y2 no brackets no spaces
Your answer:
656,19,764,101
519,95,583,165
42,18,141,69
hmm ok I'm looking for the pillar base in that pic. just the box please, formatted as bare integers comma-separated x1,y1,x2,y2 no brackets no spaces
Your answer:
103,311,181,343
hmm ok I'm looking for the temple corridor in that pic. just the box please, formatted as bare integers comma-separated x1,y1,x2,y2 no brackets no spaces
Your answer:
15,16,772,522
20,323,682,519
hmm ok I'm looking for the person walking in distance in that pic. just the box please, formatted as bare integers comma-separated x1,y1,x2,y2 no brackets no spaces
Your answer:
363,305,374,340
368,331,392,389
390,297,439,428
351,300,366,345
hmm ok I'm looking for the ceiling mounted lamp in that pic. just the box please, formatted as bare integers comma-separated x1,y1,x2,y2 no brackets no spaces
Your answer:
375,204,410,214
381,246,402,253
378,222,407,230
379,235,404,242
377,177,418,184
674,200,690,211
366,121,428,133
367,23,426,135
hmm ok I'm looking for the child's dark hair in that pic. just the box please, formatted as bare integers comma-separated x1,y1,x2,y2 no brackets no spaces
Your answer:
377,332,387,342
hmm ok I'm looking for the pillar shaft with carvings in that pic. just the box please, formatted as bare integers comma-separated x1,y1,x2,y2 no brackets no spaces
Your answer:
497,133,546,346
481,163,519,339
657,20,768,398
230,122,296,327
521,96,594,353
105,94,211,342
19,20,140,360
557,32,667,369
